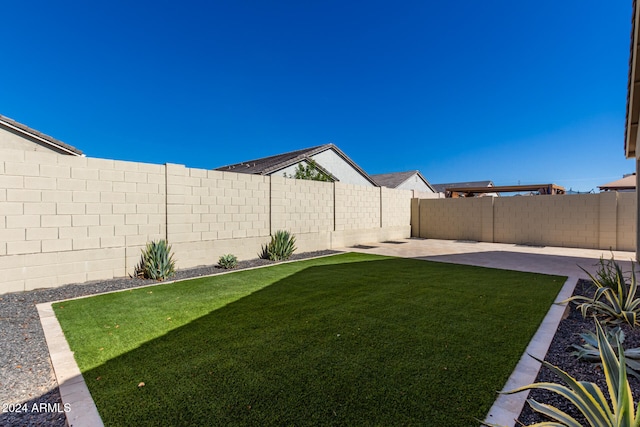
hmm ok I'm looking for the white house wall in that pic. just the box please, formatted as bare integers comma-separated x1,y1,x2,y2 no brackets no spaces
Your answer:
396,175,434,193
310,149,373,186
271,149,373,186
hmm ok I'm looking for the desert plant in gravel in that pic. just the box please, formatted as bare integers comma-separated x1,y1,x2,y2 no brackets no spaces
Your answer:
482,319,640,427
134,240,176,280
261,230,296,261
563,255,640,327
571,326,640,380
218,254,238,269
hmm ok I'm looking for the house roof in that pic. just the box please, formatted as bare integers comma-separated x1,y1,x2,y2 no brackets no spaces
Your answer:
599,174,636,191
0,114,83,156
431,180,494,193
625,0,639,158
215,143,378,185
371,170,436,192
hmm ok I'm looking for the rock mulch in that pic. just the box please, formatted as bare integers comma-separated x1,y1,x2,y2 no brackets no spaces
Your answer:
0,250,338,427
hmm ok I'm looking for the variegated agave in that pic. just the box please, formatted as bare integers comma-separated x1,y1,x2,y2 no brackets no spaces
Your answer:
571,327,640,380
564,256,640,327
482,320,640,427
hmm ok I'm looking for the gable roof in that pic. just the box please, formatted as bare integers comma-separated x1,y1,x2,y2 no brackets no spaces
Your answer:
215,143,378,185
626,0,639,158
0,114,83,156
431,180,494,193
599,174,636,191
371,170,436,192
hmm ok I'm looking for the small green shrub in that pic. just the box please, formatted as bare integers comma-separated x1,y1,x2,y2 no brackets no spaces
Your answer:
571,327,640,380
483,319,640,427
261,230,296,261
134,240,176,280
218,254,238,269
563,255,640,327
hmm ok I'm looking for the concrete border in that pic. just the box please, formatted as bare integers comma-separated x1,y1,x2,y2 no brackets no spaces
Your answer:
482,276,578,426
37,302,104,427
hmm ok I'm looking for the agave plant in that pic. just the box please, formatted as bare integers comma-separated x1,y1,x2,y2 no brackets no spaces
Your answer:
134,239,176,280
595,254,629,290
563,256,640,327
482,320,640,427
261,230,296,261
218,253,238,269
571,327,640,380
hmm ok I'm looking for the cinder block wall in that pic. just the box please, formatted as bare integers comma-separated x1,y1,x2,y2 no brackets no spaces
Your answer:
417,198,485,242
0,150,166,294
413,193,636,251
0,149,412,293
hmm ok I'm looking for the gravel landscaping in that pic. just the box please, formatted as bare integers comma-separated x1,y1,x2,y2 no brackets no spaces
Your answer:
0,250,338,427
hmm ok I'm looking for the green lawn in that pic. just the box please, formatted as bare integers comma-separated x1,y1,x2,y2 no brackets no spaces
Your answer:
53,253,565,426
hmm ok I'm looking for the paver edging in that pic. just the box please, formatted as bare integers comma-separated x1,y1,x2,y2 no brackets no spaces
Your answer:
36,302,104,427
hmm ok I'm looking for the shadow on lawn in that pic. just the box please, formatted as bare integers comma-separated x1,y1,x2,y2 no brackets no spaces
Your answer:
68,257,564,427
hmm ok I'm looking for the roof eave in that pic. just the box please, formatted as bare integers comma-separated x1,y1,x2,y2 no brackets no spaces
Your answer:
626,0,639,159
0,115,84,156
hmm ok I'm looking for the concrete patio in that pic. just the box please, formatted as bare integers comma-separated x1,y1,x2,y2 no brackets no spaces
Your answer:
341,237,636,279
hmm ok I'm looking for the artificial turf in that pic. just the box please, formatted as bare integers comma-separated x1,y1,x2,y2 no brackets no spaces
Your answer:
53,252,565,426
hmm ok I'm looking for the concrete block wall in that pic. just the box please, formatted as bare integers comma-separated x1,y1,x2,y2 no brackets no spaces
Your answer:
617,192,637,251
271,176,334,234
417,198,485,242
0,150,166,293
335,183,381,231
413,193,636,251
166,165,271,267
381,187,412,228
0,149,412,293
494,194,599,248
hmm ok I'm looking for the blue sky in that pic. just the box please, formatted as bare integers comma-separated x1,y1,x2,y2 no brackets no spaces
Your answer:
1,1,634,192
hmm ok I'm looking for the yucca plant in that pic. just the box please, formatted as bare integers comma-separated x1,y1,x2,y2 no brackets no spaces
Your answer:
261,230,296,261
563,256,640,327
482,320,640,427
571,327,640,380
218,253,238,269
134,239,176,280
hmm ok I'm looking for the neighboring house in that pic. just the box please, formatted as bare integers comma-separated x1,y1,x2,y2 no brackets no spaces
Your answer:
625,0,640,258
371,170,436,193
598,174,637,192
0,114,83,156
431,180,498,197
215,143,377,186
